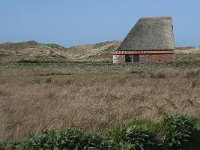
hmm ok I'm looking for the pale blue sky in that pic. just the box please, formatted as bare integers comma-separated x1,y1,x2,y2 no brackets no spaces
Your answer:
0,0,199,47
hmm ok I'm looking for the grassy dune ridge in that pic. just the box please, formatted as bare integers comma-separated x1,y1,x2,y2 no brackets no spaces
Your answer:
0,40,200,63
0,40,120,63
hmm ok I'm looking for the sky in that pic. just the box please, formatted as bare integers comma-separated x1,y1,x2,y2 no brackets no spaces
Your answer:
0,0,200,47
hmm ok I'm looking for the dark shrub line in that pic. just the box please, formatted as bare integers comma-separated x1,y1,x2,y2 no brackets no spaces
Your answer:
1,114,200,150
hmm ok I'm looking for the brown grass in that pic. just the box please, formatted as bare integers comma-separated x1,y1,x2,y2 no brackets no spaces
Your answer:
0,66,200,142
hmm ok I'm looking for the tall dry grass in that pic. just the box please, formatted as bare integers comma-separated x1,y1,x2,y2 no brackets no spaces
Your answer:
0,66,200,142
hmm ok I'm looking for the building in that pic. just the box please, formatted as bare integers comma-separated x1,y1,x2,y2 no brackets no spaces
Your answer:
113,16,175,63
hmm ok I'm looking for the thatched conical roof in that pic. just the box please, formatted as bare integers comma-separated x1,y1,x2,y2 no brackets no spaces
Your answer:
117,16,175,50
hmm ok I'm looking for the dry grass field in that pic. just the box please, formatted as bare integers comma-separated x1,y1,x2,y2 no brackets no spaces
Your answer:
1,65,200,143
1,41,200,143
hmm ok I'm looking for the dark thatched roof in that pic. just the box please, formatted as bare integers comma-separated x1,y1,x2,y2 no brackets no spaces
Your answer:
117,16,175,50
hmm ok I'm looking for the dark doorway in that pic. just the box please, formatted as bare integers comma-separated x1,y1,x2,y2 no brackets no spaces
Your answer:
133,54,140,62
125,55,132,62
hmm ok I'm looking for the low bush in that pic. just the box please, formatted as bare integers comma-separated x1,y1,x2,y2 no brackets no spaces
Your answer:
103,121,158,150
162,114,198,149
103,123,126,144
120,126,157,150
1,115,200,150
3,129,118,150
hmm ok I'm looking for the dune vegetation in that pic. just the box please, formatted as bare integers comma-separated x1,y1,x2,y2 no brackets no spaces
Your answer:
0,41,200,149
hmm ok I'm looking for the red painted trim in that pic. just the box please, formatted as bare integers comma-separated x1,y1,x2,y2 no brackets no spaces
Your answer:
112,50,174,55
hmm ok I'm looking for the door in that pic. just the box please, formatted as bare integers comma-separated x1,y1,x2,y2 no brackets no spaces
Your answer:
133,54,140,62
125,55,132,62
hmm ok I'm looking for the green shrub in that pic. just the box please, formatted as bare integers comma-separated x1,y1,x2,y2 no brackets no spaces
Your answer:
120,126,157,150
104,124,157,150
162,114,197,149
103,120,158,150
103,123,127,143
2,115,200,150
1,141,25,150
3,129,118,150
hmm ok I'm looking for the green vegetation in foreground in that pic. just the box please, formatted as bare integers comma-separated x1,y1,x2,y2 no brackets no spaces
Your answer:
1,59,200,68
1,114,200,150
